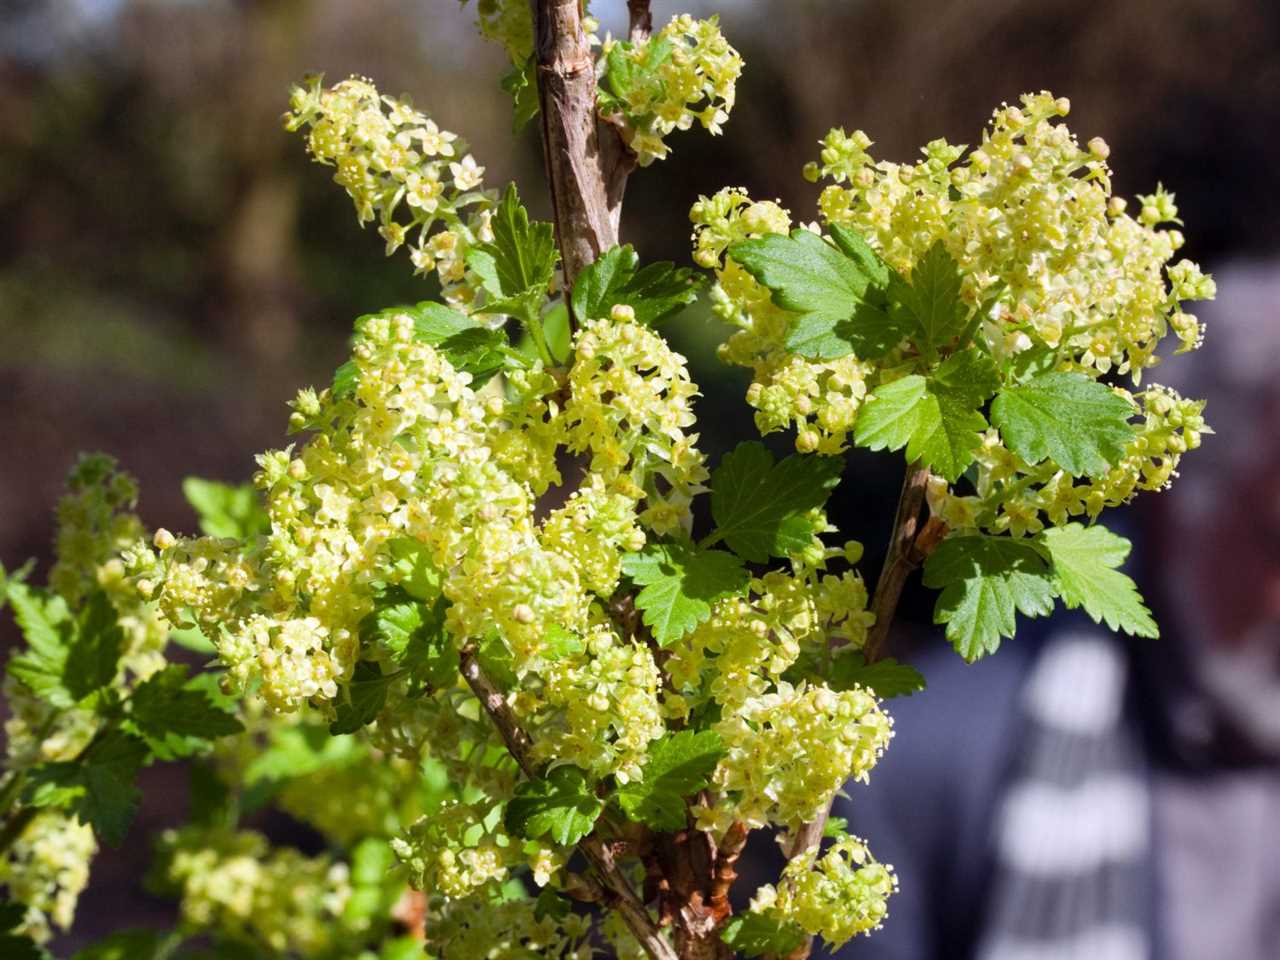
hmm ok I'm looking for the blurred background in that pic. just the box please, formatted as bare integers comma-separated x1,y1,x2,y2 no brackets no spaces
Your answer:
1,0,1277,952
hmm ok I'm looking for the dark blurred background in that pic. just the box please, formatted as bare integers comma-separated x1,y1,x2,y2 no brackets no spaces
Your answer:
1,0,1277,949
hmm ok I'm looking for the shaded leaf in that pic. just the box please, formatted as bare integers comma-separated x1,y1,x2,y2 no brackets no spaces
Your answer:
26,731,149,846
572,244,703,326
181,478,269,540
127,664,243,758
504,765,603,846
710,442,843,563
720,914,806,957
329,660,397,735
827,650,926,698
615,730,724,830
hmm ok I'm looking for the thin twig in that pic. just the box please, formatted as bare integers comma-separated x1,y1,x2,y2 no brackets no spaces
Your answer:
863,463,932,663
459,645,678,960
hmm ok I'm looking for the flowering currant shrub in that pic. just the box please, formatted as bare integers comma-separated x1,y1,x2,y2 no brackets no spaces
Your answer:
0,3,1211,959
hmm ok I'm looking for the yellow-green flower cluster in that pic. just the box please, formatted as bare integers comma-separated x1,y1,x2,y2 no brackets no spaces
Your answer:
748,834,897,948
602,15,742,166
806,91,1212,379
701,681,892,832
0,812,96,944
692,188,877,454
566,312,708,535
521,622,664,783
430,890,595,960
927,383,1209,537
665,559,874,722
392,800,511,899
49,455,169,680
2,457,175,942
541,474,646,597
284,75,494,307
160,827,354,956
142,312,508,709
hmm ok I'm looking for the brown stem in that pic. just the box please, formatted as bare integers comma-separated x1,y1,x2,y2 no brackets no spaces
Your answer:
532,0,622,292
459,645,678,960
628,0,654,43
782,463,933,959
863,463,932,663
459,643,534,772
708,821,748,912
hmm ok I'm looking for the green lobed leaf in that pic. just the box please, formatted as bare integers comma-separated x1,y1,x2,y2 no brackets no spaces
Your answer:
64,591,125,702
990,372,1136,477
8,587,122,708
709,441,844,562
181,477,269,540
329,660,397,736
827,649,926,698
1039,523,1157,637
476,631,518,693
126,664,243,758
621,543,749,645
730,228,899,360
603,36,673,105
923,535,1057,661
720,913,807,957
571,244,703,326
361,587,456,690
6,583,76,707
467,182,557,322
614,729,725,831
26,730,149,846
386,537,444,601
500,57,539,132
891,240,968,352
243,724,359,788
854,348,999,481
542,624,584,659
533,888,572,923
524,302,573,365
504,765,604,846
436,327,525,387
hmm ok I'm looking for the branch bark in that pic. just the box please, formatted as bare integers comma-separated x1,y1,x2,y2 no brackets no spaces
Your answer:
532,0,623,291
781,462,932,960
863,463,932,663
628,0,654,43
459,645,679,960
